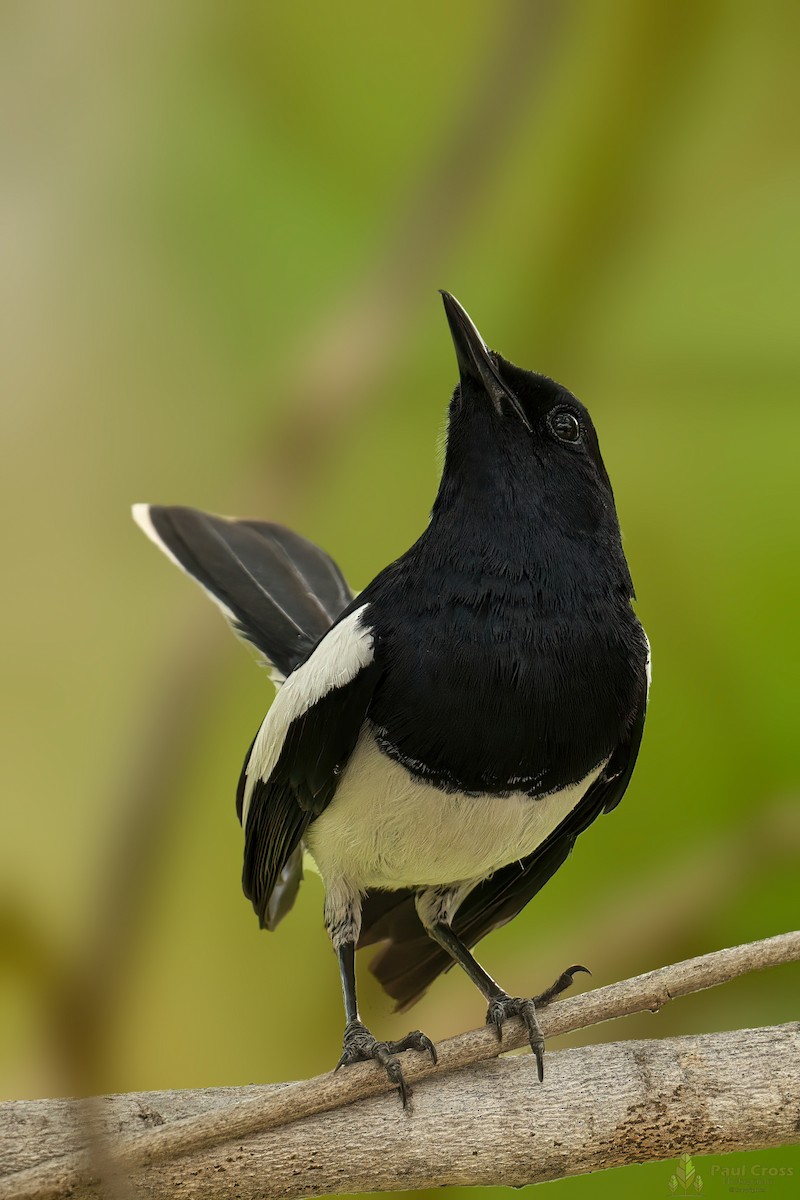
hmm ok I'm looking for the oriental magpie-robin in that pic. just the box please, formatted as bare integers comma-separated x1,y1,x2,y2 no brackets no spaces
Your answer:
133,292,649,1104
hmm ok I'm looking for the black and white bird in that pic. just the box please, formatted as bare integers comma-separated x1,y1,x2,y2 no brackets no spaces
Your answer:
133,292,650,1104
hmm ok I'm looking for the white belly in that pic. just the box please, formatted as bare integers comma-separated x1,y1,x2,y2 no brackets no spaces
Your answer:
304,727,606,891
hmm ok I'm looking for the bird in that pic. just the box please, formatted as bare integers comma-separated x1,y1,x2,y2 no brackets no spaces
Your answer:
133,291,650,1105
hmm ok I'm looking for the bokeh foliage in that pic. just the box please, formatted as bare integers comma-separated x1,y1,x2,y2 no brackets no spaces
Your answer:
1,2,798,1197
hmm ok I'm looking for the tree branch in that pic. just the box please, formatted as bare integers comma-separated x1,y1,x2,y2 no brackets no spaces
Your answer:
4,1026,798,1200
2,932,797,1200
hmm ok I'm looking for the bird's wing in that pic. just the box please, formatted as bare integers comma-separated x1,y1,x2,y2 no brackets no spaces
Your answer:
239,603,381,928
132,504,352,680
364,674,649,1010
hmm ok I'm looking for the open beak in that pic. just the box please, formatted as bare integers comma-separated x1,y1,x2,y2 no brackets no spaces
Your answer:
440,291,531,431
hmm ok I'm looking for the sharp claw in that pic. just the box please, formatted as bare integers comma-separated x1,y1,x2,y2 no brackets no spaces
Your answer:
383,1057,409,1106
486,994,549,1079
385,1030,439,1066
484,965,584,1079
335,1021,433,1106
534,962,592,1006
534,1043,544,1083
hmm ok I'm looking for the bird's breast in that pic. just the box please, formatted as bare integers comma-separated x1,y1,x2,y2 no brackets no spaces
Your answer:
364,592,645,795
304,727,606,891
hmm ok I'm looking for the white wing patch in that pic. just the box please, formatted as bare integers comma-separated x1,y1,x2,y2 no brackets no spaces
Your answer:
241,604,374,828
644,630,652,690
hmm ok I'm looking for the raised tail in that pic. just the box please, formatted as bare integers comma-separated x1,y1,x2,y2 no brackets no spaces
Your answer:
132,504,353,679
133,503,354,931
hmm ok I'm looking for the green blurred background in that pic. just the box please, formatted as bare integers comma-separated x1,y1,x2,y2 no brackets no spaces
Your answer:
1,1,798,1196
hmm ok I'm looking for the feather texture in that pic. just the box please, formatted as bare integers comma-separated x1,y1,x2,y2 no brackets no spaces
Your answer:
132,504,351,678
238,605,381,927
361,676,648,1008
133,314,651,1021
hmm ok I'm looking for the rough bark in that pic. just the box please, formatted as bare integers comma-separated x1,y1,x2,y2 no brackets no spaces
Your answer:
1,1026,797,1199
1,933,797,1200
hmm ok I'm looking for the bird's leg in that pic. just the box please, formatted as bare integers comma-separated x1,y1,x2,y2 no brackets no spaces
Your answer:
417,886,588,1082
326,881,436,1107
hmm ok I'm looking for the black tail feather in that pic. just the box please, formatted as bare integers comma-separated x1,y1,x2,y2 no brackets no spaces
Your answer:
361,892,453,1011
133,504,352,677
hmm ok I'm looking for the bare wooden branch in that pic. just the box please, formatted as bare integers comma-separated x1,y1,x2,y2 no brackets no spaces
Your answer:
2,932,797,1200
2,1026,797,1200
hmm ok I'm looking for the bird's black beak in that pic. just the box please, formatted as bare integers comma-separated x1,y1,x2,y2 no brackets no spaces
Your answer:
440,291,531,431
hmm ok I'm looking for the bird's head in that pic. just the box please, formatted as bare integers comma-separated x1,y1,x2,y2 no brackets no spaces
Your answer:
435,291,619,545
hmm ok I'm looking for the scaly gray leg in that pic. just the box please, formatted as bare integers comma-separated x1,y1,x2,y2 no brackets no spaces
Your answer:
327,881,436,1107
416,884,588,1081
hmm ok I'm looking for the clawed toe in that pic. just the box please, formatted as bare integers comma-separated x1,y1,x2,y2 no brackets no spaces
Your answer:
486,964,590,1083
486,994,545,1080
533,963,590,1007
386,1029,438,1065
335,1019,437,1106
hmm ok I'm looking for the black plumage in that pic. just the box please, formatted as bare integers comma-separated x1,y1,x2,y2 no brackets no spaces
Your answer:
134,291,649,1103
141,506,351,677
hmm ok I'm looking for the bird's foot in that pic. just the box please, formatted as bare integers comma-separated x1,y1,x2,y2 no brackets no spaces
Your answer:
335,1018,437,1107
485,964,590,1082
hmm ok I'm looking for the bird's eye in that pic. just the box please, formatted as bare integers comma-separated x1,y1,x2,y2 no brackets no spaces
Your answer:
547,409,581,444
